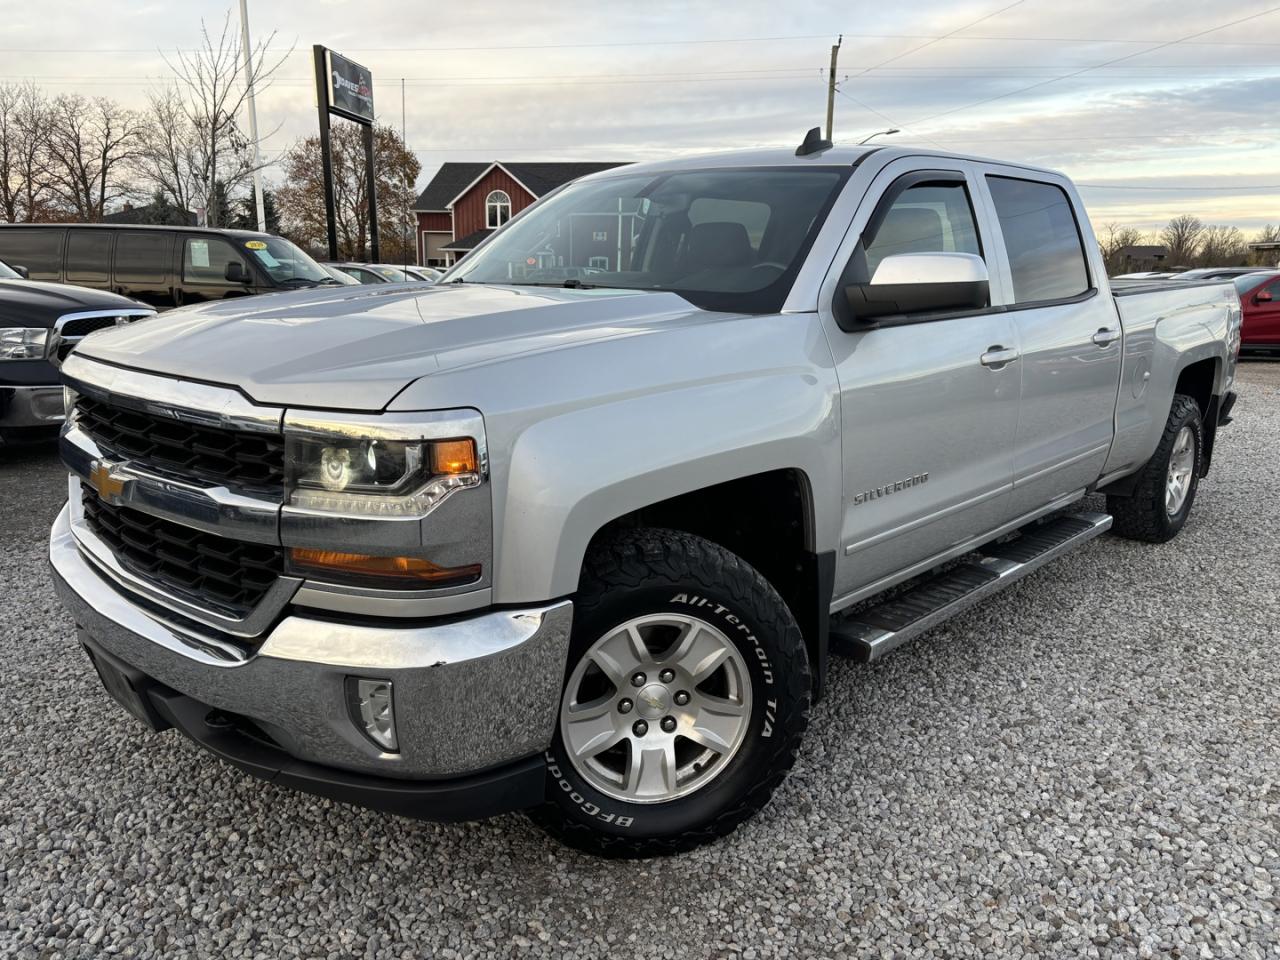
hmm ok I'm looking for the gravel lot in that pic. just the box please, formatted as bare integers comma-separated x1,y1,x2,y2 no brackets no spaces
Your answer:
2,364,1277,960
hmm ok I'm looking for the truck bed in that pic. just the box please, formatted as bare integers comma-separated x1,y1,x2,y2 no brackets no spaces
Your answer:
1109,277,1232,296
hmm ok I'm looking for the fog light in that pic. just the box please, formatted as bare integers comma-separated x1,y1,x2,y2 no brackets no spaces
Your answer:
348,677,397,752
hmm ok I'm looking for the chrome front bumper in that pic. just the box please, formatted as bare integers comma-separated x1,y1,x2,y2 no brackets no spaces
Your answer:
50,503,572,780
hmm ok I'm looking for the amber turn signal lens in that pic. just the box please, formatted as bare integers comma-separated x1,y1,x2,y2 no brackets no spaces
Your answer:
431,439,478,476
289,547,481,585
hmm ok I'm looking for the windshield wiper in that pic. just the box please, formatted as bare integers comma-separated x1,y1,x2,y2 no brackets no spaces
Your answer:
517,279,597,289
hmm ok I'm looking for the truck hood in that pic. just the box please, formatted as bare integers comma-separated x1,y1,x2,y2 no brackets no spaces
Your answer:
75,283,723,410
0,279,151,328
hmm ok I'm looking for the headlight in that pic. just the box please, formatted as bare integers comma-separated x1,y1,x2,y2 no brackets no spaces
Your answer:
0,327,48,360
286,434,481,517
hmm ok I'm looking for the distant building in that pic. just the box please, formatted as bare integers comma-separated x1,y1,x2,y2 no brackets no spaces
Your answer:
412,161,629,267
1117,244,1169,270
1248,239,1280,265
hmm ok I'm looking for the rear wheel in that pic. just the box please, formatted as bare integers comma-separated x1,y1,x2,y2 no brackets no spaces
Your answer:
1108,393,1203,543
527,528,810,857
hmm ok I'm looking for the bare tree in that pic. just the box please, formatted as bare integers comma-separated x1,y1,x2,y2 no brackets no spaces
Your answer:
0,82,58,222
1197,224,1247,267
158,11,288,226
1098,222,1149,275
1160,214,1205,268
134,87,202,216
44,94,143,220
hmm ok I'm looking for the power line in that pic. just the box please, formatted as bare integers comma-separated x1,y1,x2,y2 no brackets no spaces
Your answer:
906,4,1280,127
831,0,1023,148
831,86,942,147
848,0,1027,78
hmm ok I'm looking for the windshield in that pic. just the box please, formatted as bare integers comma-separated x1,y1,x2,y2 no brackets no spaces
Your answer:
1233,273,1274,293
320,263,360,284
448,166,850,313
240,236,330,285
0,260,18,279
366,265,414,282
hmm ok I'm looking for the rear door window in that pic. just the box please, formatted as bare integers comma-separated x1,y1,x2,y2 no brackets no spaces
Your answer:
183,236,247,284
986,176,1091,304
66,230,113,287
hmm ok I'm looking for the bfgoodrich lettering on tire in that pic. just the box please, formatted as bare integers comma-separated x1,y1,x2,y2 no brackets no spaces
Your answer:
527,528,810,857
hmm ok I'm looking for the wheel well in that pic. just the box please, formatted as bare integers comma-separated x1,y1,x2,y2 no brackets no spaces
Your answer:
1175,358,1218,418
586,469,833,698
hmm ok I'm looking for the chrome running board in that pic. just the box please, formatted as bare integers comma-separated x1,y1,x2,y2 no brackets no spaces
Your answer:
830,512,1113,662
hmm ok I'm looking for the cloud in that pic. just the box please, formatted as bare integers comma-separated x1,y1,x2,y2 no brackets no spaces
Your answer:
3,0,1277,233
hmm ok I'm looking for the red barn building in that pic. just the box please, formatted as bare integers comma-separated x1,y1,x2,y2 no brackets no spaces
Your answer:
413,161,628,268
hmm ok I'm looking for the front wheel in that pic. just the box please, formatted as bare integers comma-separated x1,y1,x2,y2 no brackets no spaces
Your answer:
1108,393,1204,543
527,528,810,857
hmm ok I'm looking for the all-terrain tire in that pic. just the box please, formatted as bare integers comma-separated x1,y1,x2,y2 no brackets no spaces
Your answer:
526,528,810,858
1107,393,1204,543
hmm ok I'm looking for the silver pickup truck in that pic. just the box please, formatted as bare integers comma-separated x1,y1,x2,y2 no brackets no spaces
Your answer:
50,138,1241,856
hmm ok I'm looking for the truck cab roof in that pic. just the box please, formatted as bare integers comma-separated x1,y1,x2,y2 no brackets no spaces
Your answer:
572,143,1067,184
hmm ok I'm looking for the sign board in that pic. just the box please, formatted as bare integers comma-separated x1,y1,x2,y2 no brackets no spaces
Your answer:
325,50,374,124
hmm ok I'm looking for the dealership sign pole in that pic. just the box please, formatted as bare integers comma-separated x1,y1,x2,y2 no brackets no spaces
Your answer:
312,45,379,261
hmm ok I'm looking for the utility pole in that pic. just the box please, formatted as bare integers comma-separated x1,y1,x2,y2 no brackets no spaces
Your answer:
238,0,266,233
402,77,409,268
825,35,842,142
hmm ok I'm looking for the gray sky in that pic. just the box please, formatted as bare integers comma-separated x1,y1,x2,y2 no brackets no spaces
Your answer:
2,0,1278,233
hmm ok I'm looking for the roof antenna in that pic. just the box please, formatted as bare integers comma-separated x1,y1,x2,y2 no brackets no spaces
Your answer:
795,126,833,157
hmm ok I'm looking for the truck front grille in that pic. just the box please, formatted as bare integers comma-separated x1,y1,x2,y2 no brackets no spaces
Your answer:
60,315,123,339
75,394,285,492
81,488,283,617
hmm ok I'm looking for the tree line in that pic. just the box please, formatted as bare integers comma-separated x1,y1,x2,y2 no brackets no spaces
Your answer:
1098,216,1279,275
0,11,420,262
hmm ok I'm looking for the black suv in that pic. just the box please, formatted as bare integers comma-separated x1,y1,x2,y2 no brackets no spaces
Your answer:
0,224,337,310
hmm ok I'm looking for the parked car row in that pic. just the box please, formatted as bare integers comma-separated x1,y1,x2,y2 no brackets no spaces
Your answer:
1113,267,1273,281
324,262,442,284
0,224,342,310
0,224,442,313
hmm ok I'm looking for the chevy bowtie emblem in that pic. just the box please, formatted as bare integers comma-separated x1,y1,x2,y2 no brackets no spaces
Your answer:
88,461,127,502
640,692,665,710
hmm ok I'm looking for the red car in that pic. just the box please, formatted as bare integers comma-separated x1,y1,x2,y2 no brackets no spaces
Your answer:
1236,271,1280,355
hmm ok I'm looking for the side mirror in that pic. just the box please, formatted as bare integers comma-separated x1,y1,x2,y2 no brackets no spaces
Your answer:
1257,290,1273,303
844,252,989,325
225,261,249,284
12,265,28,279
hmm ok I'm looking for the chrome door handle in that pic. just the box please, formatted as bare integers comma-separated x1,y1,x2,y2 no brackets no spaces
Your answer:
980,346,1020,368
1092,328,1121,347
